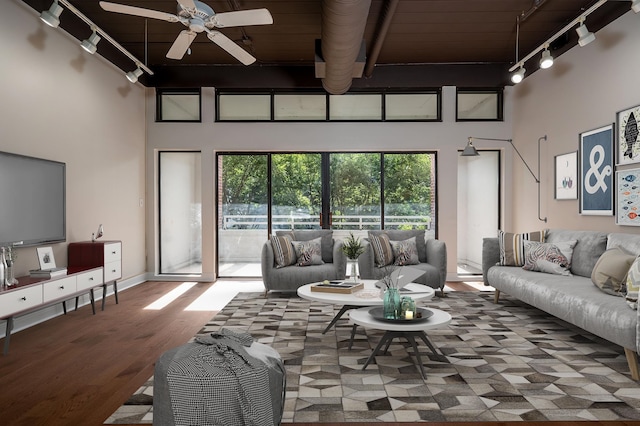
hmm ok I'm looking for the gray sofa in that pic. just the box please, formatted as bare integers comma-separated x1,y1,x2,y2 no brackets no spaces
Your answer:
483,228,640,380
358,229,447,294
261,230,347,293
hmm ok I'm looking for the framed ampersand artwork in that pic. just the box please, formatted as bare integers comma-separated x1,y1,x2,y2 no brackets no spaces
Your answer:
617,104,640,166
579,124,614,216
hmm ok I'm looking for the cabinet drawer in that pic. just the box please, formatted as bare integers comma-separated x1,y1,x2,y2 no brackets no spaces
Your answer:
104,261,121,282
0,286,43,318
43,276,76,302
77,268,104,291
104,242,121,264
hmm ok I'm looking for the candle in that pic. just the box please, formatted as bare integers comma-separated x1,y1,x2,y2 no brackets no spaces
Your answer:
405,310,413,320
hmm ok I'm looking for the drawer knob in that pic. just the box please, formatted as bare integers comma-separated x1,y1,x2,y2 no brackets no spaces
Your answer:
112,251,116,254
20,297,26,301
59,286,64,290
112,269,116,273
89,277,94,281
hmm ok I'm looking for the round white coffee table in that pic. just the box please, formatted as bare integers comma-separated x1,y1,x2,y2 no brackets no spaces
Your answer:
297,280,435,334
349,306,451,378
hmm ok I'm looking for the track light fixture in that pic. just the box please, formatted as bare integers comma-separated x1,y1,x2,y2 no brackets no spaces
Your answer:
40,0,64,28
539,46,554,69
632,0,640,13
511,66,526,84
576,17,596,47
126,66,143,83
81,30,101,54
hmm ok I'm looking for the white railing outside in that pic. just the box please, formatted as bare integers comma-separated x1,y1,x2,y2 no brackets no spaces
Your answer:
223,214,431,230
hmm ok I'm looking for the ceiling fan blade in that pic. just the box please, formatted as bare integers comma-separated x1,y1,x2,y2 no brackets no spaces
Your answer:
177,0,198,10
206,30,256,65
166,30,197,60
212,9,273,28
100,1,180,23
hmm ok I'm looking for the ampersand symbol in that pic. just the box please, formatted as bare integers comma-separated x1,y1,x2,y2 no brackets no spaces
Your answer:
584,145,612,194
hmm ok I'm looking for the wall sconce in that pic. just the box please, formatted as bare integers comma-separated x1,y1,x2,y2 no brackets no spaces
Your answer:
40,0,64,28
126,66,143,83
462,136,548,222
539,46,554,69
81,30,101,54
576,17,596,47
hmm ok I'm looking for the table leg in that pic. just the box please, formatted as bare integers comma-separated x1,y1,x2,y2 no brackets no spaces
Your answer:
417,331,447,362
348,324,358,350
404,333,427,378
3,317,13,355
323,305,357,334
362,332,393,370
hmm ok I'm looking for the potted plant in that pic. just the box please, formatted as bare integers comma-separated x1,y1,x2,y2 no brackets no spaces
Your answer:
342,232,365,282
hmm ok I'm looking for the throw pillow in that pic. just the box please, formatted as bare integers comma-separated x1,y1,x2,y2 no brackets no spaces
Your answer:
291,237,324,266
271,235,295,268
591,247,635,296
625,256,640,309
390,237,420,266
522,240,577,276
368,232,394,267
498,230,546,266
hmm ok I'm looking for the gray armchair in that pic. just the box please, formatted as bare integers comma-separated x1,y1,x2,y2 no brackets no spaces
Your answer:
358,230,447,294
261,230,347,294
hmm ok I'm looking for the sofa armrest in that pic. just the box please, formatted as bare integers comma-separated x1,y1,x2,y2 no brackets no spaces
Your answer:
426,239,447,290
332,239,347,279
261,241,275,290
482,237,500,285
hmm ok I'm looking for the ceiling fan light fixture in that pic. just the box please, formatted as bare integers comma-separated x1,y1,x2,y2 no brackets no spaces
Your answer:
40,0,64,28
511,66,526,84
576,19,596,47
126,67,143,83
81,31,101,54
539,48,554,69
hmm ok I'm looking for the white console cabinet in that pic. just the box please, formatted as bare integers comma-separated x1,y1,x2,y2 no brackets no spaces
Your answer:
1,267,104,354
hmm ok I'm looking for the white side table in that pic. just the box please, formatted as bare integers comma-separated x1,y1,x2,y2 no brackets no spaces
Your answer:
297,280,435,333
349,306,451,378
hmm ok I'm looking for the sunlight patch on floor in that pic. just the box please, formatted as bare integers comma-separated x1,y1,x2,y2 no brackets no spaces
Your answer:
144,282,198,310
184,279,265,311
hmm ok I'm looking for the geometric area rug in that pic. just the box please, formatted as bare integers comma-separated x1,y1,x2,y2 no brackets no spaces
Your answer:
105,291,640,423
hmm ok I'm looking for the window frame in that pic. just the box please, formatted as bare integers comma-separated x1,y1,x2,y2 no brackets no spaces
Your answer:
156,88,202,123
455,88,503,122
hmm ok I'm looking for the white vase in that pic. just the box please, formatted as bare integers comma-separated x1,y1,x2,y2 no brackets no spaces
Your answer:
348,260,359,283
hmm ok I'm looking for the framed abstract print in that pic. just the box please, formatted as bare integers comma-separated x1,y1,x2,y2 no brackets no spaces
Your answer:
579,124,614,215
554,151,578,200
617,104,640,165
616,168,640,226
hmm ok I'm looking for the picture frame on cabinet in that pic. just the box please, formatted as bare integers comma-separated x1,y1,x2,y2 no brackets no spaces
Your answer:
579,124,614,215
616,104,640,166
36,246,57,270
555,151,578,200
616,168,640,226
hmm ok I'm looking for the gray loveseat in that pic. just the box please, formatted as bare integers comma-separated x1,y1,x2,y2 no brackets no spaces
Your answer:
261,230,347,293
358,229,447,294
483,228,640,380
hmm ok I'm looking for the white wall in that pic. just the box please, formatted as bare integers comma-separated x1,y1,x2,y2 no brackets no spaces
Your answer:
146,86,516,280
0,0,147,333
510,10,640,234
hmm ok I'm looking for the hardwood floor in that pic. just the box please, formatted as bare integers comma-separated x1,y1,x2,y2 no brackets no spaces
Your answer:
0,280,638,426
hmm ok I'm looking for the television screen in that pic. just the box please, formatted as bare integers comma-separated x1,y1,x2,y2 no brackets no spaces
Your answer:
0,151,66,247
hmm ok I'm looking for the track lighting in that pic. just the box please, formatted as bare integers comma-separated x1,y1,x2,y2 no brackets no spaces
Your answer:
81,30,101,54
632,0,640,13
40,0,63,28
576,18,596,47
126,67,143,83
539,47,554,69
511,66,526,84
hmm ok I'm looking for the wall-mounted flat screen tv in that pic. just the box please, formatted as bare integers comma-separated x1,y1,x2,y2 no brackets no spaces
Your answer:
0,151,66,247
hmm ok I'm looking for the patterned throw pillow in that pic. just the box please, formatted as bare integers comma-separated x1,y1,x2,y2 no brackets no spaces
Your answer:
271,235,295,268
625,256,640,310
522,240,577,276
291,237,324,266
591,247,635,296
391,237,420,266
368,232,394,267
498,230,546,266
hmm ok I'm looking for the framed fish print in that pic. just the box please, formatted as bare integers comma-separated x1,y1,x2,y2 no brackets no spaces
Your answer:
617,104,640,165
617,168,640,226
555,151,578,200
579,124,614,215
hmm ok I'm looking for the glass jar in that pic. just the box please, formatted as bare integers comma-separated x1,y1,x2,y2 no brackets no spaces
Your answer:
400,296,416,320
383,287,400,320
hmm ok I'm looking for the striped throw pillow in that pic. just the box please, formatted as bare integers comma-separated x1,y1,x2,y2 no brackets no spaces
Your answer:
369,232,394,267
498,230,546,266
271,235,295,268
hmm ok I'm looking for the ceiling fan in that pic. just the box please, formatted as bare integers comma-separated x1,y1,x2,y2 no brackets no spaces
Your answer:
99,0,273,65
